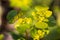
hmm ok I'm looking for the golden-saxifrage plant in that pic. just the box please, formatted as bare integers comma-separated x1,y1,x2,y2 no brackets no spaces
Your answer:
7,6,52,40
6,0,53,40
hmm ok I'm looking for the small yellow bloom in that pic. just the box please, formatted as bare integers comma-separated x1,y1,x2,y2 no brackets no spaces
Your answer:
14,18,23,28
37,11,44,16
43,30,50,34
17,18,23,23
39,17,45,22
37,30,45,38
34,6,52,18
45,11,52,18
33,34,39,40
25,17,32,24
38,30,42,34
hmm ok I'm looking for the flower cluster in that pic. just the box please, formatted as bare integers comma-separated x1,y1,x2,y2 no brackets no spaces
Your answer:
33,30,49,40
12,6,52,39
14,17,32,29
31,6,52,29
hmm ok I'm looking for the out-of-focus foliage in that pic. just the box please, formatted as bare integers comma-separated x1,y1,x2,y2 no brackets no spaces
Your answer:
0,34,4,40
53,6,60,12
53,6,60,26
9,0,32,11
32,0,53,7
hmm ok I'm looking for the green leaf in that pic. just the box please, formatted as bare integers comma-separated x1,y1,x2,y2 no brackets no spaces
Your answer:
16,24,31,34
48,16,56,27
7,10,17,21
30,28,37,38
35,22,48,29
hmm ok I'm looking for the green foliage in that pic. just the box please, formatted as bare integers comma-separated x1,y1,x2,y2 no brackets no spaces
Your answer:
43,27,60,40
0,34,4,40
35,22,48,29
7,10,17,23
33,0,53,6
16,23,31,34
48,16,56,27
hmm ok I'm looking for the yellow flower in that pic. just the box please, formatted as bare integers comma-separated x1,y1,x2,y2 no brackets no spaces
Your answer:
37,30,45,38
34,6,52,18
25,17,32,24
43,30,50,34
39,17,45,22
38,30,42,34
12,13,23,23
45,11,52,18
14,18,23,28
37,11,44,16
33,34,39,40
31,11,38,20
